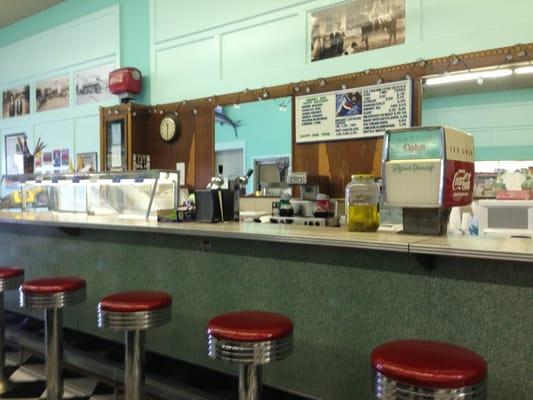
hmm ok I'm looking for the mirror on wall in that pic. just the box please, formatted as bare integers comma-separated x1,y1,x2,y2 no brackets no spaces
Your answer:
421,62,533,196
422,62,533,161
214,97,292,196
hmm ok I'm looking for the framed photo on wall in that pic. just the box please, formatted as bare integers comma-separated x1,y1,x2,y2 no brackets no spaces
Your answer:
2,86,30,118
309,0,405,62
36,75,70,112
4,133,26,175
75,63,115,105
76,152,97,172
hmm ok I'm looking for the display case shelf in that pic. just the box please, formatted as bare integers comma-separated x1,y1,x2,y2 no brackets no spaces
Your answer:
0,170,179,220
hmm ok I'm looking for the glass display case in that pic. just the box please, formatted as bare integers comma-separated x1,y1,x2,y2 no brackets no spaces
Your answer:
0,170,179,220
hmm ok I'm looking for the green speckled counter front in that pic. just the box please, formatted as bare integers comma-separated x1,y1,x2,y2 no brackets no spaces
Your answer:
0,223,531,399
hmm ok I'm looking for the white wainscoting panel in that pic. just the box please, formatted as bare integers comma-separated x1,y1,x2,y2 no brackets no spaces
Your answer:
153,36,218,102
220,14,301,81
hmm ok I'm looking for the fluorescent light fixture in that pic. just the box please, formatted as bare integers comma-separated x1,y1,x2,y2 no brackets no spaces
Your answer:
425,68,512,86
515,65,533,74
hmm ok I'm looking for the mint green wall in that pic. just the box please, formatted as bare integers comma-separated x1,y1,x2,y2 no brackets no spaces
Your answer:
215,98,292,192
422,88,533,161
0,0,150,103
150,0,533,103
0,0,151,175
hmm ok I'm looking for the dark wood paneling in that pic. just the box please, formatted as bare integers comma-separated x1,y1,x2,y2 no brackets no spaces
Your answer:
143,104,214,189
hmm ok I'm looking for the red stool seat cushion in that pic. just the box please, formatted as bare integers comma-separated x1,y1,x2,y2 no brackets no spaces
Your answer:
21,277,86,294
371,340,487,389
99,291,172,312
0,267,24,279
208,311,293,342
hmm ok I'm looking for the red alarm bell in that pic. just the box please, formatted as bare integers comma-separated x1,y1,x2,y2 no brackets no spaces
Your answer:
109,67,142,102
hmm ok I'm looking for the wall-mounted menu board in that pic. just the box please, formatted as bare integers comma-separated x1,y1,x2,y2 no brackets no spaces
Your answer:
295,79,412,143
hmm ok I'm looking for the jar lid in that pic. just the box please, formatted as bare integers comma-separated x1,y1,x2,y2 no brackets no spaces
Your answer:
316,193,329,200
352,174,373,180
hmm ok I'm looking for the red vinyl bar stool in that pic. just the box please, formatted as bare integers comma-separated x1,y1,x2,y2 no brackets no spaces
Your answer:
19,276,86,400
371,339,487,399
97,291,172,400
0,267,24,394
207,311,293,400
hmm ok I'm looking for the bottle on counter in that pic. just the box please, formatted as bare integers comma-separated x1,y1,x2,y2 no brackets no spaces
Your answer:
279,192,294,217
313,193,332,218
345,174,380,232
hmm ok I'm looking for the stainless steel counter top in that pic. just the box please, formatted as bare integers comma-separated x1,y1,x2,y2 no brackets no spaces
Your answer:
0,211,531,262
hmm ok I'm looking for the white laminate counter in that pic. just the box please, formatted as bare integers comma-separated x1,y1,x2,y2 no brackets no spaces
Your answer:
0,211,532,263
409,235,533,263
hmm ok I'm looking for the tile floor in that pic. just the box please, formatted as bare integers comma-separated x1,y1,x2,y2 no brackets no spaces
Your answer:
1,346,116,400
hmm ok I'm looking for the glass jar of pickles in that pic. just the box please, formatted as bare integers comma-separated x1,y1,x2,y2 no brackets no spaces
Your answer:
345,174,380,232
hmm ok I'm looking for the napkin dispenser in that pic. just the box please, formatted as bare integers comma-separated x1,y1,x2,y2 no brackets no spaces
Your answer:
195,189,234,223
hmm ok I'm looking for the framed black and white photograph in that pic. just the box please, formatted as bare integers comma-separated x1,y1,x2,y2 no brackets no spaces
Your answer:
36,75,69,112
76,152,98,172
2,86,30,118
4,133,26,175
75,63,115,105
310,0,405,62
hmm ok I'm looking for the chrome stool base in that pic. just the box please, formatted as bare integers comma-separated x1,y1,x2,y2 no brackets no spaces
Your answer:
239,364,262,400
0,271,24,394
374,372,487,400
97,295,172,400
125,330,145,400
97,306,172,400
20,279,86,400
45,308,64,400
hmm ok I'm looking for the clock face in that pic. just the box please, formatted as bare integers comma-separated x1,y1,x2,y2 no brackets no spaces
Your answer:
160,116,178,142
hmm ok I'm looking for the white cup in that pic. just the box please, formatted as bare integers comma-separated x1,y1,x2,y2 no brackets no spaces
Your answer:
461,212,472,233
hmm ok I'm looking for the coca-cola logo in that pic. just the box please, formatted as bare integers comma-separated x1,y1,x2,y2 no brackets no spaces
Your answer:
403,143,426,153
109,73,124,85
453,169,472,191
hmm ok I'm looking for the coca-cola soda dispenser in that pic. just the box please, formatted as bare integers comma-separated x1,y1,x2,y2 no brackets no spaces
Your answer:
381,126,475,234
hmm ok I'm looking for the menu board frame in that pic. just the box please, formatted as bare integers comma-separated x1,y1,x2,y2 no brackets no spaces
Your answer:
295,79,412,143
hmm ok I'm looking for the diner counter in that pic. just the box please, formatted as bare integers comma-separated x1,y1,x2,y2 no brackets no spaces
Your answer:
0,211,532,263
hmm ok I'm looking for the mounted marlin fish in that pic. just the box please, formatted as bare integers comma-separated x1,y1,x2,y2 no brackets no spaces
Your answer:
214,105,241,138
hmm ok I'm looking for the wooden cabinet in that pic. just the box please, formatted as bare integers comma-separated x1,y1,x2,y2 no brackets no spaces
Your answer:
99,103,150,171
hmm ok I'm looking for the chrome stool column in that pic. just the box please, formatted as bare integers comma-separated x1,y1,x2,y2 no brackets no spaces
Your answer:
371,339,487,399
19,276,86,400
0,266,24,394
207,311,293,400
97,291,172,400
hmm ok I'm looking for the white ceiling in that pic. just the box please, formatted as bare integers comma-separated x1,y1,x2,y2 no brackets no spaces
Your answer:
0,0,64,30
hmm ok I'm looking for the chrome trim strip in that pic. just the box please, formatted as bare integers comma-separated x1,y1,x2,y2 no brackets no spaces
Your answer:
409,243,533,263
381,130,391,204
0,274,24,292
20,288,86,309
207,335,292,365
438,127,446,206
374,372,487,399
0,212,412,254
97,306,171,330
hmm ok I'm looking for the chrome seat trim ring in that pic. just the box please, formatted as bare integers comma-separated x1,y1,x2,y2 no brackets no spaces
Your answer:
374,371,487,400
0,274,24,292
97,306,171,330
208,335,292,365
19,287,86,309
